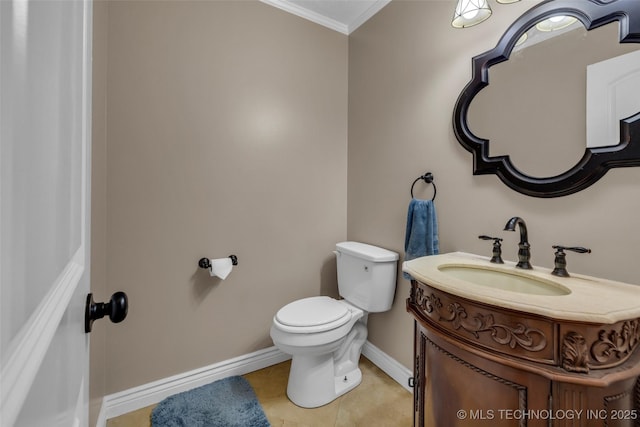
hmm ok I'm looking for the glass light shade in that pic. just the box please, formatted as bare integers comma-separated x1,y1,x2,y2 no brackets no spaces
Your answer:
535,15,578,32
515,32,528,46
452,0,492,28
496,0,521,4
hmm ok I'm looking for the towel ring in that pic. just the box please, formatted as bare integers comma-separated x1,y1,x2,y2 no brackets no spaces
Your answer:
410,172,436,201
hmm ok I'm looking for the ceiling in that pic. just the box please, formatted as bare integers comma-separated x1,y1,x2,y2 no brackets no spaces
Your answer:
260,0,392,35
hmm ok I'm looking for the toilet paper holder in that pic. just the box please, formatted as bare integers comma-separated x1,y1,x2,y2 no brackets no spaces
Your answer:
198,255,238,269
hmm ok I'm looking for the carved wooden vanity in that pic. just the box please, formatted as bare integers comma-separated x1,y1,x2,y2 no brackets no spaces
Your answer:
404,253,640,427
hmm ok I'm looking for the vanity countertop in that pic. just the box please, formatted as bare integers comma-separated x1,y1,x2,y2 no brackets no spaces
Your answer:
403,252,640,324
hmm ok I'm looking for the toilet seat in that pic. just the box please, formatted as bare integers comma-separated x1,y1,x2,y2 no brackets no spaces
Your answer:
274,296,352,333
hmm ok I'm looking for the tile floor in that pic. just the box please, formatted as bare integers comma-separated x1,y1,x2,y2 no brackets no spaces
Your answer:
107,356,414,426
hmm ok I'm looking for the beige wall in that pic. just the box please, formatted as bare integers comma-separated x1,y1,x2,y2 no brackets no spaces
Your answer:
90,0,108,424
94,0,348,396
348,0,640,370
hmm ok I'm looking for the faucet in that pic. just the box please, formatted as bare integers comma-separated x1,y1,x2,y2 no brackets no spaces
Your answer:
504,216,532,269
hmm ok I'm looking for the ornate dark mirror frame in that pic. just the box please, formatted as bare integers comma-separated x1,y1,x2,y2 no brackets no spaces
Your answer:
453,0,640,198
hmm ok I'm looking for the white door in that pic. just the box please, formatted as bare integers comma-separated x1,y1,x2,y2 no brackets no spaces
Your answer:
587,49,640,148
1,0,92,426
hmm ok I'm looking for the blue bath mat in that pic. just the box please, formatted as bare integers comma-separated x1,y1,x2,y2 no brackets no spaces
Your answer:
151,376,270,427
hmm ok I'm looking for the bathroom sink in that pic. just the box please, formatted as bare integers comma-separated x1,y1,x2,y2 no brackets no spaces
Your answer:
402,252,640,324
438,265,571,296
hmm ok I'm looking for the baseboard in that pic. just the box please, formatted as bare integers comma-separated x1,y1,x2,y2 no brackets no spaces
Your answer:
96,341,412,426
361,341,413,393
97,346,290,426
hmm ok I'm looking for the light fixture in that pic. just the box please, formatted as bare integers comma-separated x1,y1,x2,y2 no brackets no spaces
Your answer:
496,0,521,4
515,32,528,46
452,0,492,28
535,15,578,32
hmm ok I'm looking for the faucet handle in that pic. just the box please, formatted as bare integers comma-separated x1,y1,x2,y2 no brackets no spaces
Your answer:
551,245,591,277
553,246,591,254
478,235,504,264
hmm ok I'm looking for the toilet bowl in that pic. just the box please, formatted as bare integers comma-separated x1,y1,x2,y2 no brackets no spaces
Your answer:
270,296,366,408
270,242,398,408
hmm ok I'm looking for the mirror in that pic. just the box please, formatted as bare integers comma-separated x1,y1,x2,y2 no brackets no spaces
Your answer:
453,0,640,197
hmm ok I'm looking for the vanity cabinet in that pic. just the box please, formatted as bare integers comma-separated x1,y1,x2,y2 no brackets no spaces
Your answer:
408,279,640,427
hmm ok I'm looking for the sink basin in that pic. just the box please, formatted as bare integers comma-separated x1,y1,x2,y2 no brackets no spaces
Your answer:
438,265,571,296
403,252,640,324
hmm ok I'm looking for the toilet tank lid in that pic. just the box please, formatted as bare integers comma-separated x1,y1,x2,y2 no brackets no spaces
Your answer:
335,241,399,262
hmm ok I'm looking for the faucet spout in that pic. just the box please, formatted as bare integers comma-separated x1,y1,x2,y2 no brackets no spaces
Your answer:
504,217,528,244
504,216,532,269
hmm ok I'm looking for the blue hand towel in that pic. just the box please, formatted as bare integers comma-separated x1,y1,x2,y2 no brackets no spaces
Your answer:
403,198,439,279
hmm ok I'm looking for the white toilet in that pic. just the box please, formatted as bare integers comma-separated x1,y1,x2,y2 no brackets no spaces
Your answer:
270,241,399,408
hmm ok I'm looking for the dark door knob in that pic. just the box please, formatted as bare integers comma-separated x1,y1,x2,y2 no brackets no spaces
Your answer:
85,291,128,333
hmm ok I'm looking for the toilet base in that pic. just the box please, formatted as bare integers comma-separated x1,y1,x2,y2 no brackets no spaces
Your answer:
286,353,363,408
334,366,362,399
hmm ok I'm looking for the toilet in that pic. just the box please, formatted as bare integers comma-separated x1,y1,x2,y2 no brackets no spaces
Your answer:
270,241,398,408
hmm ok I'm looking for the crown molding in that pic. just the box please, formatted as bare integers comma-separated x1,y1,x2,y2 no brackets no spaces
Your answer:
260,0,391,35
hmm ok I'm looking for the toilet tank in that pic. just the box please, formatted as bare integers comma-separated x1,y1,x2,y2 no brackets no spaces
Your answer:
335,242,399,313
